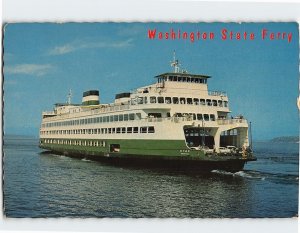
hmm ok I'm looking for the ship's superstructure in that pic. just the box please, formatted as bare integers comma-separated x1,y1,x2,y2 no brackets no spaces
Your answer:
39,54,256,172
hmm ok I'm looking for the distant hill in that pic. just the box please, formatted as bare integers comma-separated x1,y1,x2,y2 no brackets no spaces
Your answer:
270,136,299,143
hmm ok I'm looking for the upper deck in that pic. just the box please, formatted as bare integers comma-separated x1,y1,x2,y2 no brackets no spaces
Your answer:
41,54,230,123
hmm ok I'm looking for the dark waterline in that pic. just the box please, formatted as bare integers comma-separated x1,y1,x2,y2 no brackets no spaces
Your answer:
3,136,299,218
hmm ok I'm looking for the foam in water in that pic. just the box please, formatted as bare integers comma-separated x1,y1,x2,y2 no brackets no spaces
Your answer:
211,169,265,180
211,170,234,176
81,158,91,162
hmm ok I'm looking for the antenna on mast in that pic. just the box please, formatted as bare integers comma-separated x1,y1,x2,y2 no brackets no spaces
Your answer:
67,89,72,105
170,50,180,73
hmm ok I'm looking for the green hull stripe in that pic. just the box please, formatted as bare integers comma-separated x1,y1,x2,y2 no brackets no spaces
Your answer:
40,138,205,157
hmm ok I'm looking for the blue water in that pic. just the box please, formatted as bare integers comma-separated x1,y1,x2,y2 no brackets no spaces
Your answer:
3,136,298,218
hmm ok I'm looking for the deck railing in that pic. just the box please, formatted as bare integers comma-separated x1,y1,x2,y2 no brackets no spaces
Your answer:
217,118,247,125
208,91,227,97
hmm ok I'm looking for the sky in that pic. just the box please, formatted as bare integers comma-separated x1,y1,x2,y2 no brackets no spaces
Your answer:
3,22,299,140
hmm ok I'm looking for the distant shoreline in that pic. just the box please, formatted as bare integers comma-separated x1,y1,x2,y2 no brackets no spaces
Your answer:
270,136,299,143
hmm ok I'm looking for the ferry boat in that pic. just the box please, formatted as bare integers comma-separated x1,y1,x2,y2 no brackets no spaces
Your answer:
39,54,256,172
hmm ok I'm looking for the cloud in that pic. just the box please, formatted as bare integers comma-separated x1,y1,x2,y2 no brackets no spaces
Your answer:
4,64,53,76
48,38,133,55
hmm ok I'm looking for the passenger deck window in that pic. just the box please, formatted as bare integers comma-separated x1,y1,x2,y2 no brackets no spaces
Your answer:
127,127,132,133
133,127,139,133
200,99,205,105
140,127,147,133
187,98,193,104
119,114,123,121
180,98,186,104
148,126,155,133
114,115,118,122
212,100,217,106
129,113,135,120
210,114,216,121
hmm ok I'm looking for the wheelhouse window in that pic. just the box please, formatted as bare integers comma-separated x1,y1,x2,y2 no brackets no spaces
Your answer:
204,114,209,121
200,99,205,105
137,97,144,104
206,99,212,106
165,97,172,104
187,98,193,104
194,98,199,105
131,98,137,105
197,114,203,120
150,96,156,103
144,97,148,104
157,97,164,103
218,100,223,107
224,101,228,107
180,98,186,104
212,100,217,106
173,97,179,104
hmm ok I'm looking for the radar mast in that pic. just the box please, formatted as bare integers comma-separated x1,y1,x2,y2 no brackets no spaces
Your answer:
170,51,180,73
67,89,72,105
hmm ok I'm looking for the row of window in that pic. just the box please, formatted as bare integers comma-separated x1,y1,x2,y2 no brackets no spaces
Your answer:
43,139,106,147
43,113,140,128
42,111,217,129
133,96,228,107
175,113,216,121
161,75,208,84
41,126,155,135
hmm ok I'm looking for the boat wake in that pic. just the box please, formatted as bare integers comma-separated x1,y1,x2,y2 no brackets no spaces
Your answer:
211,169,298,184
81,158,92,162
211,170,261,179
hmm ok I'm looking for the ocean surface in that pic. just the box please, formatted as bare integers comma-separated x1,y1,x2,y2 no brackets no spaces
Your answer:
3,135,299,218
